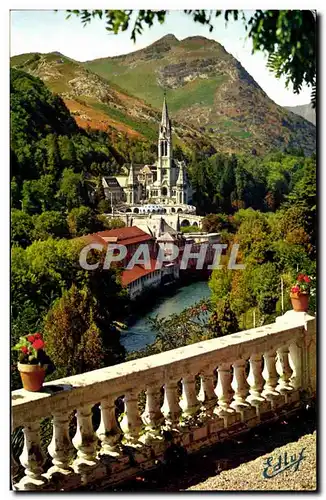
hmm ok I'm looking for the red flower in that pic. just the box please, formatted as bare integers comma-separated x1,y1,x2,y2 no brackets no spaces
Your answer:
297,274,305,282
303,276,310,283
27,335,35,343
32,339,45,350
34,333,42,340
21,346,29,354
291,286,300,294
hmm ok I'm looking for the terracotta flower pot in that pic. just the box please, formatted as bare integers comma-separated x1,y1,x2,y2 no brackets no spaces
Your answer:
18,363,46,392
290,292,309,312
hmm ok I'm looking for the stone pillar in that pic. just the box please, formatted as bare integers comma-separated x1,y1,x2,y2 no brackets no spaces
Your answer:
72,405,98,473
119,390,142,445
246,353,270,419
215,363,239,427
262,350,285,410
180,375,200,419
97,396,122,456
276,346,293,392
16,421,47,490
289,340,303,390
140,385,164,444
47,411,75,477
198,371,217,417
161,380,181,427
276,311,316,397
231,359,257,425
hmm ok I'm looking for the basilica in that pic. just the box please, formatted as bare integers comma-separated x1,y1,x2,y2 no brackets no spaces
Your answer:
102,96,195,215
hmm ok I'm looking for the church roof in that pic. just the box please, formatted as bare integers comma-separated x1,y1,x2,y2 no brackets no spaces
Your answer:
121,258,159,286
102,176,122,189
96,227,153,246
159,217,178,235
140,165,153,174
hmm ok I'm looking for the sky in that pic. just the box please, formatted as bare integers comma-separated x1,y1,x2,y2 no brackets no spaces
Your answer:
10,9,312,107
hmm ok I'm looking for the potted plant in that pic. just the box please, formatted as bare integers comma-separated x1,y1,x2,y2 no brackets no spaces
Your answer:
290,274,311,312
12,333,55,391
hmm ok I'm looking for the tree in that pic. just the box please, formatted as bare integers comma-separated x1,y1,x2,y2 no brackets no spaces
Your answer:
11,237,127,383
209,298,239,337
11,209,34,248
67,205,99,237
57,168,88,210
286,157,316,253
33,211,69,240
44,285,105,378
67,9,316,106
202,213,230,233
21,175,57,214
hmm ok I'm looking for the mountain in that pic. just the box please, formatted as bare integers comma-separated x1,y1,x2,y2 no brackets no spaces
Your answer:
10,51,214,154
84,34,316,155
11,34,316,156
285,103,316,126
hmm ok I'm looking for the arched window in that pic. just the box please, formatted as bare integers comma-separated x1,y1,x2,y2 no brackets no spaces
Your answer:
160,141,167,157
162,187,168,196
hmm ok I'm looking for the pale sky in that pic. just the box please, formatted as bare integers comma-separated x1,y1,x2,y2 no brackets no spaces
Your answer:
10,10,312,107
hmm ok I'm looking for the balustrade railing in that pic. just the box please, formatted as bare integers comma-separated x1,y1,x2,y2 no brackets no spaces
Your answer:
11,311,316,491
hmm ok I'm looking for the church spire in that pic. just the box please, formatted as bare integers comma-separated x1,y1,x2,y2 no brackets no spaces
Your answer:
177,161,186,186
127,162,135,186
161,93,170,130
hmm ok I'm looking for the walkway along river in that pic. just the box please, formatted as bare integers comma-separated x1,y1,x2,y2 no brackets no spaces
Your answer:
120,281,211,353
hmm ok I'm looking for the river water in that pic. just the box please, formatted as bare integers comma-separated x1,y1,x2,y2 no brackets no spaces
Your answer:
120,280,211,353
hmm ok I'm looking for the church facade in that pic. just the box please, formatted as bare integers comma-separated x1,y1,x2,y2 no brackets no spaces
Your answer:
102,96,195,214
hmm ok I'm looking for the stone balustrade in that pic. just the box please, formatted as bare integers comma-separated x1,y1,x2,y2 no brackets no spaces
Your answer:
11,311,316,491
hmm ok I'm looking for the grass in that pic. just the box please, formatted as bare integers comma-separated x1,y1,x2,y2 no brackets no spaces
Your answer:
230,130,252,139
85,58,225,113
91,101,158,141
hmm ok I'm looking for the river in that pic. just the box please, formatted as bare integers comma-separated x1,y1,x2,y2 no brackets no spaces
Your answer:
120,280,211,353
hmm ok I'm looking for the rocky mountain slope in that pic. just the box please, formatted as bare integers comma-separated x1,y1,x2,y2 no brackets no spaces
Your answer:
285,103,316,126
10,51,214,154
11,34,316,156
85,34,316,155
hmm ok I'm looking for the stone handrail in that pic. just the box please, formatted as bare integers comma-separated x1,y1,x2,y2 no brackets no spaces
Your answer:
11,311,316,491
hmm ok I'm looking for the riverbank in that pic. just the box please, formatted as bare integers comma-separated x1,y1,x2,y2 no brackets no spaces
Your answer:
125,272,209,324
120,279,211,353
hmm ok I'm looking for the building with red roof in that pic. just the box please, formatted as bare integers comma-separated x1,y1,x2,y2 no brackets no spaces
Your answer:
82,226,162,299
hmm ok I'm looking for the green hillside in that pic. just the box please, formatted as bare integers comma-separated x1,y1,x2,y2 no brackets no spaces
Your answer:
85,34,316,156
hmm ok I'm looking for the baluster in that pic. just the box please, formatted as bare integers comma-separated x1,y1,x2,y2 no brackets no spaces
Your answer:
215,363,239,427
180,375,200,418
198,371,217,417
262,350,285,409
231,359,249,408
16,421,47,490
120,390,142,444
289,340,303,390
231,359,256,424
47,411,75,476
140,385,164,444
247,354,264,403
97,397,122,456
161,380,181,427
72,404,98,472
246,353,270,419
276,346,293,393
